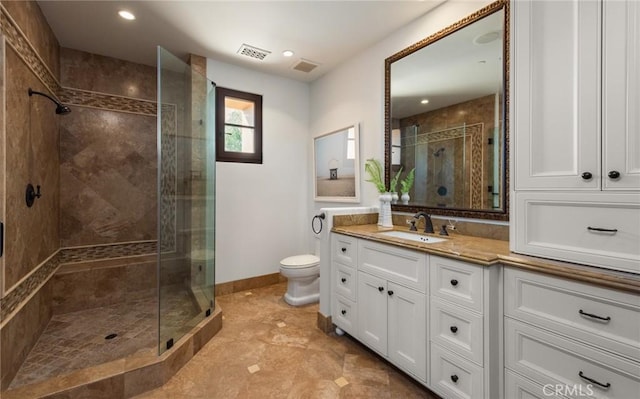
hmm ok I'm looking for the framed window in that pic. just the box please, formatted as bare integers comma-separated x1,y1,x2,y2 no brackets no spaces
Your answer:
216,87,263,163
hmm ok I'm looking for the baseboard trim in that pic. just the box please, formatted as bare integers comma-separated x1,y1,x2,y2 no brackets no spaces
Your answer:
215,273,286,296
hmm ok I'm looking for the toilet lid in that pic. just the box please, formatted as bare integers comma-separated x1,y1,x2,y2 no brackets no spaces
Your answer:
280,254,320,268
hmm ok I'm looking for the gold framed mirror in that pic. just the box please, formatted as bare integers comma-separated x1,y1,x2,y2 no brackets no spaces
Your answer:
384,0,509,221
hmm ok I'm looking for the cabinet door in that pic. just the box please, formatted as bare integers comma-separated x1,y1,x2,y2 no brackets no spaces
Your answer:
603,0,640,190
387,282,427,382
357,272,387,356
513,0,600,190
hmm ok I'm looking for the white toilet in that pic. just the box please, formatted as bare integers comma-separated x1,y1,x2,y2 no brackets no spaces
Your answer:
279,254,320,306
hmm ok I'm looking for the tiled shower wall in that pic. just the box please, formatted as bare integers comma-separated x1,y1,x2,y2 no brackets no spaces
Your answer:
59,48,157,247
0,1,61,389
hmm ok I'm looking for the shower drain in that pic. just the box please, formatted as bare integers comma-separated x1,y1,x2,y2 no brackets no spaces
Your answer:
104,333,118,340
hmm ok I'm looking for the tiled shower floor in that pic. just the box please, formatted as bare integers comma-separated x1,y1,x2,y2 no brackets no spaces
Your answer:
9,285,201,389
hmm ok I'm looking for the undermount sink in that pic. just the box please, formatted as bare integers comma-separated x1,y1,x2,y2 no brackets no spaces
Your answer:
378,230,448,244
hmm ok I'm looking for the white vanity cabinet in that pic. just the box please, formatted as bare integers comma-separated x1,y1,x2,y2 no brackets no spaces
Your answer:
331,234,359,335
504,267,640,399
330,232,502,397
511,0,640,274
429,256,502,399
357,239,427,382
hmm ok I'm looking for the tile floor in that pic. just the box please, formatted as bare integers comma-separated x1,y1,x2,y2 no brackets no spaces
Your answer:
9,284,200,389
135,282,440,398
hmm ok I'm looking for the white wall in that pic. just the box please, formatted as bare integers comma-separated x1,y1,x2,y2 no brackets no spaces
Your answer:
308,0,493,217
209,0,495,284
207,59,310,284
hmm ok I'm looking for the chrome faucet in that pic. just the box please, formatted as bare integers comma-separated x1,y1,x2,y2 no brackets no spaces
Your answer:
413,212,434,234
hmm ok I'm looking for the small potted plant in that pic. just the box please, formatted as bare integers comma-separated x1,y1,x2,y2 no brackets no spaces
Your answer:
400,168,415,204
389,166,403,204
364,158,392,227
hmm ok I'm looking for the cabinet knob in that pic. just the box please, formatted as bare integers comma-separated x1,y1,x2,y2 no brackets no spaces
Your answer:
581,171,592,180
341,309,347,315
341,247,347,253
451,375,459,383
450,326,458,334
341,278,347,283
608,170,620,179
378,286,384,292
450,279,458,287
388,290,394,296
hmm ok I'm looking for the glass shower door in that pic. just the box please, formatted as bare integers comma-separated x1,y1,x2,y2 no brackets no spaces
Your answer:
157,47,215,354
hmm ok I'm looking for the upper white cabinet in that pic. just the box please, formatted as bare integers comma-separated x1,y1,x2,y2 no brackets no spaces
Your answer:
513,0,640,191
602,0,640,190
511,0,640,273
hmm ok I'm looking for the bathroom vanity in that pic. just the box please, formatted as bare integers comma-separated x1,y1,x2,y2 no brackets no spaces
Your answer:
327,224,640,399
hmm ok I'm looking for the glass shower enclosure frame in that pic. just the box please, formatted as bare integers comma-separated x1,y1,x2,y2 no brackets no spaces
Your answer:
157,47,216,354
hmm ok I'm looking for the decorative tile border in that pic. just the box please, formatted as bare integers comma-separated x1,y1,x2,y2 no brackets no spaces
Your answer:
0,6,58,97
58,87,157,116
0,252,60,323
58,241,157,264
159,104,177,253
0,241,157,323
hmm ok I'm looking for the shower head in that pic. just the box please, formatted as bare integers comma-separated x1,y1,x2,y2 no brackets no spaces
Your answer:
28,88,71,115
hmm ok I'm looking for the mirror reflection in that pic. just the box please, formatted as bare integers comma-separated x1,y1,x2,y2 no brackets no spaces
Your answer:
385,1,508,220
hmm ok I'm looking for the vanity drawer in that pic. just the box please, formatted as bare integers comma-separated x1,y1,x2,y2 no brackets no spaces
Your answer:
430,297,484,366
430,256,483,313
505,318,640,399
505,268,640,362
332,234,357,268
505,370,569,399
514,192,640,274
358,239,426,292
332,294,357,336
430,343,484,399
333,262,356,301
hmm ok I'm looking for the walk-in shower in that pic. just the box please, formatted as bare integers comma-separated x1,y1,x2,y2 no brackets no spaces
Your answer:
3,47,216,396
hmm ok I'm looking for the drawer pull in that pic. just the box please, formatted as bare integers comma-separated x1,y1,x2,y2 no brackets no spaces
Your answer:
341,247,347,252
341,309,347,315
450,279,459,287
450,374,459,383
579,371,611,389
579,309,611,322
378,286,384,292
587,226,618,233
581,171,593,180
388,290,394,296
341,278,347,283
450,326,458,334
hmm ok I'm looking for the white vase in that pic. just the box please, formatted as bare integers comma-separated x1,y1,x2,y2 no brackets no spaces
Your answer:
391,192,399,204
378,192,393,228
401,192,410,205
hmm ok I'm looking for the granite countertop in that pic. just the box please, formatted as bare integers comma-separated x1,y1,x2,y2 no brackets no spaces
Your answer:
332,224,640,294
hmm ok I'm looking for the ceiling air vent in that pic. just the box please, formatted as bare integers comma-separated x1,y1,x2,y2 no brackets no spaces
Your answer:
237,44,271,61
292,59,319,73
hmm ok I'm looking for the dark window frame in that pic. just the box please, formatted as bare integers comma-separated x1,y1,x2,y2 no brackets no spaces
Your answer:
216,87,263,164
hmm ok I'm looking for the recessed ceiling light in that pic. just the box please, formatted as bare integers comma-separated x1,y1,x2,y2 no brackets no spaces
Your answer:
421,99,429,104
118,10,136,20
282,50,294,57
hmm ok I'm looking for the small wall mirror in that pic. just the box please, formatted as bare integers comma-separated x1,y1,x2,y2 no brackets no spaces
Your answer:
314,124,360,202
385,0,509,220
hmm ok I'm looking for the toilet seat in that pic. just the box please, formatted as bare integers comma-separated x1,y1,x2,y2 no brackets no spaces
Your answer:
280,254,319,269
